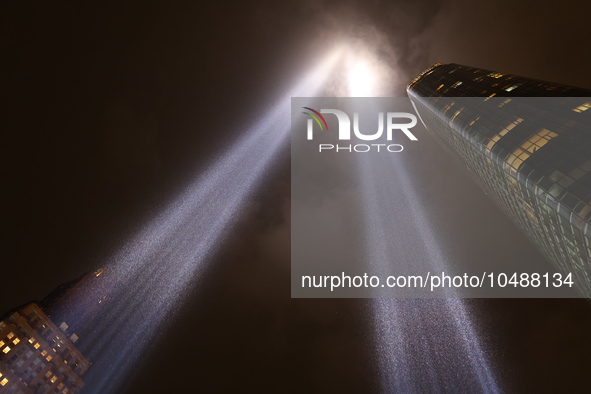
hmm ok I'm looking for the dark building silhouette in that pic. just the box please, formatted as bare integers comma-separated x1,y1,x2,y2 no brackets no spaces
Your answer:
407,63,591,296
40,267,114,338
0,303,89,393
0,268,113,393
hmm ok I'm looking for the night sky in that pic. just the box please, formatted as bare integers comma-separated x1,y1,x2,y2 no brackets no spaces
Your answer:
4,0,591,392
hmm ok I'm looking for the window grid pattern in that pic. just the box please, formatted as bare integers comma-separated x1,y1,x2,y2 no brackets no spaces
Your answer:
408,64,591,296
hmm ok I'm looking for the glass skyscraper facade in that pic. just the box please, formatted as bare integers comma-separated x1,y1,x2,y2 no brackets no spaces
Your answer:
407,63,591,297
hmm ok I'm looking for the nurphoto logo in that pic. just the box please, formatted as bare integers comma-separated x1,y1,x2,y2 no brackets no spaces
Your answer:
302,107,418,152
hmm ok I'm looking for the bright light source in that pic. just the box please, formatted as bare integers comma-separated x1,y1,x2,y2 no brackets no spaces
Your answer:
348,62,375,97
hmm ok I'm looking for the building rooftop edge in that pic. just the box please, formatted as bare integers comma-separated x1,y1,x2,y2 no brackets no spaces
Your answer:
406,62,445,91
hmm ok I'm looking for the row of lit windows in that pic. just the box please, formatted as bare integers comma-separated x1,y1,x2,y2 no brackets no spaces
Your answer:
485,118,524,152
414,96,591,295
488,72,505,79
573,102,591,113
506,128,559,172
409,64,591,99
44,370,58,384
427,99,591,189
0,315,85,394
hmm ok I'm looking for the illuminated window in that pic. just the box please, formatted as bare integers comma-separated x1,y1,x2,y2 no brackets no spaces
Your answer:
0,378,7,386
29,338,35,344
34,343,40,349
436,84,444,91
46,355,52,362
520,128,557,153
441,102,455,115
45,371,52,378
50,376,57,383
488,72,505,78
449,108,464,125
573,101,591,113
525,203,538,223
507,128,558,170
0,341,4,347
577,203,591,220
451,81,463,88
58,383,64,389
486,118,524,152
7,332,14,339
12,338,20,345
3,346,11,354
41,350,47,356
468,116,481,126
505,84,521,92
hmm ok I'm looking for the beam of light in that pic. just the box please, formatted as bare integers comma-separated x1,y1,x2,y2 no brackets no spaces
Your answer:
59,49,342,394
342,55,501,392
359,150,500,392
347,60,375,97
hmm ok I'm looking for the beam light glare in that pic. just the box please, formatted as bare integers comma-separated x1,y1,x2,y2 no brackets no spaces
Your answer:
342,66,500,390
66,49,341,393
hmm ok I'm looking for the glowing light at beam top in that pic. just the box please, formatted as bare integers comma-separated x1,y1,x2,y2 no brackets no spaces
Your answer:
347,61,375,97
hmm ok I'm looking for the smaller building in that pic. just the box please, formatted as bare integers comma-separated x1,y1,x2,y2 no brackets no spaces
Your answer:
0,303,90,394
40,267,113,338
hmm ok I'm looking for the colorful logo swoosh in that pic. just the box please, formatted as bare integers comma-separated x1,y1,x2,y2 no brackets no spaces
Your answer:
302,107,329,131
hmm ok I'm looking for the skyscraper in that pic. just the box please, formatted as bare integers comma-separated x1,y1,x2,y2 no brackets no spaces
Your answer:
0,268,112,393
407,63,591,296
0,303,90,393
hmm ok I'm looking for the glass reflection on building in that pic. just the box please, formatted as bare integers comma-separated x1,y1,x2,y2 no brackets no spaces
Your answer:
407,63,591,297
